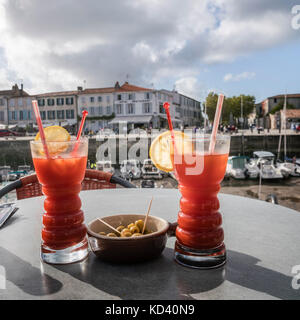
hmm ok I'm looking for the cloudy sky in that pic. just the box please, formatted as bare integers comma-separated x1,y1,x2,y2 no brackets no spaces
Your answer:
0,0,299,102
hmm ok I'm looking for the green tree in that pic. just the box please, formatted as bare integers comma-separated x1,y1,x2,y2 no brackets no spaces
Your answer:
205,92,255,124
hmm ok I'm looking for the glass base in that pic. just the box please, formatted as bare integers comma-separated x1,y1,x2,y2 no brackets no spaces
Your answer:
41,237,89,265
174,241,226,269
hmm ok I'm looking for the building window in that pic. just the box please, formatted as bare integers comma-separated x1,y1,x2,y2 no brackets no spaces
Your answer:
11,111,17,120
47,98,55,106
66,97,74,105
158,92,161,100
0,99,4,106
40,111,46,120
274,98,277,103
90,97,95,103
66,110,74,119
106,96,110,103
19,110,23,120
127,103,134,114
47,110,55,120
143,103,151,113
97,106,103,115
128,93,135,100
117,94,122,101
144,92,151,100
116,104,123,114
159,103,165,114
57,110,65,119
98,96,102,102
9,99,15,107
28,111,31,120
38,99,45,107
81,97,86,103
106,106,111,114
18,98,23,107
27,98,31,107
56,98,64,105
0,111,4,121
89,107,95,115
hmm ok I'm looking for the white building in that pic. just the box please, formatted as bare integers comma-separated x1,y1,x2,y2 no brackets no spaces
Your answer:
0,81,202,133
0,84,34,128
78,81,202,133
35,90,78,132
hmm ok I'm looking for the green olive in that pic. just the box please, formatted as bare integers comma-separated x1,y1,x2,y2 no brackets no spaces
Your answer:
121,231,132,237
127,223,135,229
121,228,132,237
98,232,106,236
116,225,125,232
130,226,140,234
132,233,142,237
135,220,144,231
107,233,117,237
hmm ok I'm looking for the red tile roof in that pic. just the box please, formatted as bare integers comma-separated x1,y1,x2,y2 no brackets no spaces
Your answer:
0,89,30,97
117,82,152,92
280,109,300,118
269,94,300,99
33,82,152,97
35,91,78,98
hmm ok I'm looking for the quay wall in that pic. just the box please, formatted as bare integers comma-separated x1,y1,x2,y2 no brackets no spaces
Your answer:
0,135,300,169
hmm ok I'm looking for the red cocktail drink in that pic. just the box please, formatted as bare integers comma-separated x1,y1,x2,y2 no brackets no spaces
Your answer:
172,134,230,269
30,138,89,264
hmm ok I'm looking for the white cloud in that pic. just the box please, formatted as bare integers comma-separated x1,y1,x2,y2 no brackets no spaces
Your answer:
0,0,298,96
224,72,256,82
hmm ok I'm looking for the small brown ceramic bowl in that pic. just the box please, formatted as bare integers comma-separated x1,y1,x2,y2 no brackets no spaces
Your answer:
87,214,177,263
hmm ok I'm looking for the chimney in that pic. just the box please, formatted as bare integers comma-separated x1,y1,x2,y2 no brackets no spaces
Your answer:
114,81,120,89
12,84,19,93
77,86,83,91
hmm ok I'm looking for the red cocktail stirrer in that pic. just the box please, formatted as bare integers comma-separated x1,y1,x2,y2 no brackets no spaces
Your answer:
73,110,88,156
77,110,89,140
32,100,50,159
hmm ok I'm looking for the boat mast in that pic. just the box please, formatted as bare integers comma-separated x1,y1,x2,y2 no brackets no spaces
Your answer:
283,94,287,161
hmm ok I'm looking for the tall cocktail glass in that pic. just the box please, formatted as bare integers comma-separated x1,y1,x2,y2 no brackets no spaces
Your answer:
172,134,230,269
30,138,89,264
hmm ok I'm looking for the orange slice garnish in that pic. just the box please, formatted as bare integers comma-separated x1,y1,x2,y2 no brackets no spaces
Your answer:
149,131,193,172
34,125,70,155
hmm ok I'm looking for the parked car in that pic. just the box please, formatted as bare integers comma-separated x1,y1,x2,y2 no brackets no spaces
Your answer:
141,159,165,179
120,160,141,180
96,160,115,174
0,129,24,137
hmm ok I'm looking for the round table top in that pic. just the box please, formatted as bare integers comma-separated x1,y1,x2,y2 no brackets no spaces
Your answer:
0,188,300,300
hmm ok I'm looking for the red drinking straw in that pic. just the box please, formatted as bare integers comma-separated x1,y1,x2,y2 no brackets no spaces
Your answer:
208,94,225,155
32,100,50,158
77,110,89,140
72,110,88,156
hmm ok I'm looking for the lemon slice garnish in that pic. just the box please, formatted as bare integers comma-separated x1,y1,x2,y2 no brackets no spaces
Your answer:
35,125,71,155
149,131,193,172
